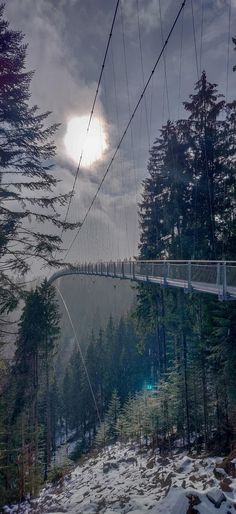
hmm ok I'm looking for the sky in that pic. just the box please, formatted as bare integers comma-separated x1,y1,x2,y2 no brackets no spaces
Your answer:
5,0,236,272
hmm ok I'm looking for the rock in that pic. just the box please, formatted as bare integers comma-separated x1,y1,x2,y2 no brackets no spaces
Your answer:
186,493,201,505
206,487,226,508
176,456,193,473
146,456,156,469
137,447,148,455
103,461,119,473
43,495,53,503
157,457,170,467
220,478,233,493
189,475,199,483
221,449,236,477
186,493,201,514
214,467,227,479
45,507,67,513
117,457,127,464
125,456,138,466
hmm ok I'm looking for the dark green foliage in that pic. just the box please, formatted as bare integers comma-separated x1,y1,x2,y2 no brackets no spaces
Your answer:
59,314,152,448
0,281,60,504
0,4,78,315
136,73,236,453
139,72,235,261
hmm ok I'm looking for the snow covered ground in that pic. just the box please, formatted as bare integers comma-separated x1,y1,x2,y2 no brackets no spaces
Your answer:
3,443,236,514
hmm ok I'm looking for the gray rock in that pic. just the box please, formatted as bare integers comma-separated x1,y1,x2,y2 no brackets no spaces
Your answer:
206,487,226,508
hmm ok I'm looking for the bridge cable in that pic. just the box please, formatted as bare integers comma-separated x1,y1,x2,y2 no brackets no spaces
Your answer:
120,1,139,253
110,38,130,257
226,0,232,101
191,0,216,258
158,0,171,120
136,0,151,149
199,0,204,73
65,0,187,259
177,5,184,119
61,0,120,233
190,0,199,80
191,0,201,258
55,285,101,424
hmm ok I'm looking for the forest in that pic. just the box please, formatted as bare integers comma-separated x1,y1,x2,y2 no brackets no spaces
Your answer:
0,1,236,511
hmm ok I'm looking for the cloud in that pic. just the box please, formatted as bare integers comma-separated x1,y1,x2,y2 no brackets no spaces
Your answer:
4,0,236,269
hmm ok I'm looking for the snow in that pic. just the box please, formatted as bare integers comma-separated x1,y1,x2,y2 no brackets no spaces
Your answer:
3,442,236,514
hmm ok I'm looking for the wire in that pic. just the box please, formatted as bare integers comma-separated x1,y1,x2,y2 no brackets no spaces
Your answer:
136,0,151,148
190,0,199,80
158,0,170,120
65,0,187,259
61,0,120,232
199,0,204,73
55,285,101,423
226,0,232,101
177,5,184,119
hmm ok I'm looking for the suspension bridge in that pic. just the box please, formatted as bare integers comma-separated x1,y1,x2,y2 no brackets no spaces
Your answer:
49,260,236,301
54,1,235,302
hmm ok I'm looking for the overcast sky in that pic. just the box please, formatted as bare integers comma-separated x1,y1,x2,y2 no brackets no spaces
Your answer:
5,0,236,271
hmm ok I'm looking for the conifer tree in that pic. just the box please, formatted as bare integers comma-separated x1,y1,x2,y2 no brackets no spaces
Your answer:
4,281,60,494
0,4,78,314
139,72,235,261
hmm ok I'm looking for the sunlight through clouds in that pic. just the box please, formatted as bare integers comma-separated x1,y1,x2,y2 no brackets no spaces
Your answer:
64,115,108,168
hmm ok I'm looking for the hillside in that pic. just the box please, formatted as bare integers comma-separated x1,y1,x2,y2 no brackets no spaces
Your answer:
4,442,236,513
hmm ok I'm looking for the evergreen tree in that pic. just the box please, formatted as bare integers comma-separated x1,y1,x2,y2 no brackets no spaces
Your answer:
0,281,60,499
0,4,77,314
139,72,235,260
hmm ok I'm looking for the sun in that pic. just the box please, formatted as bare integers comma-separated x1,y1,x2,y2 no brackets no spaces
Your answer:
64,115,108,168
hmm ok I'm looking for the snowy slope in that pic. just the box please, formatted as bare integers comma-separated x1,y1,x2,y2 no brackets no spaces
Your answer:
3,443,236,514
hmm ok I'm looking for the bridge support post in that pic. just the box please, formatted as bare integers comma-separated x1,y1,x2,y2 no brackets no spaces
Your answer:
152,262,154,277
187,261,192,293
222,261,228,301
163,261,167,287
132,261,135,280
113,262,116,278
122,261,125,279
217,262,221,299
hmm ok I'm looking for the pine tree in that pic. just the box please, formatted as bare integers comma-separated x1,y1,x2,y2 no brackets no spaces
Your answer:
139,72,235,261
5,281,60,494
105,390,121,442
0,4,78,314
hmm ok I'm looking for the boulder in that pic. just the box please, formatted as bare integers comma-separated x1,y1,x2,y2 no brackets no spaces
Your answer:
146,456,156,469
214,467,227,479
206,487,226,508
220,477,233,493
103,461,119,473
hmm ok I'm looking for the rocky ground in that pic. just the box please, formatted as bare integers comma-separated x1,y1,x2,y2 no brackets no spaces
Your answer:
3,443,236,514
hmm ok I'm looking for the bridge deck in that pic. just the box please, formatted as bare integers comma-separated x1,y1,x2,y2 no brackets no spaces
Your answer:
49,260,236,300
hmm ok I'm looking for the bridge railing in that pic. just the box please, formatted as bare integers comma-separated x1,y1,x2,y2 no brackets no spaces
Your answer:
75,260,236,300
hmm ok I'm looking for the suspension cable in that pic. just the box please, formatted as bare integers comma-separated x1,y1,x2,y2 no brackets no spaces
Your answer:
190,0,199,80
55,285,101,423
158,0,171,120
136,0,151,148
226,0,232,101
65,0,187,259
199,0,204,73
61,0,120,231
